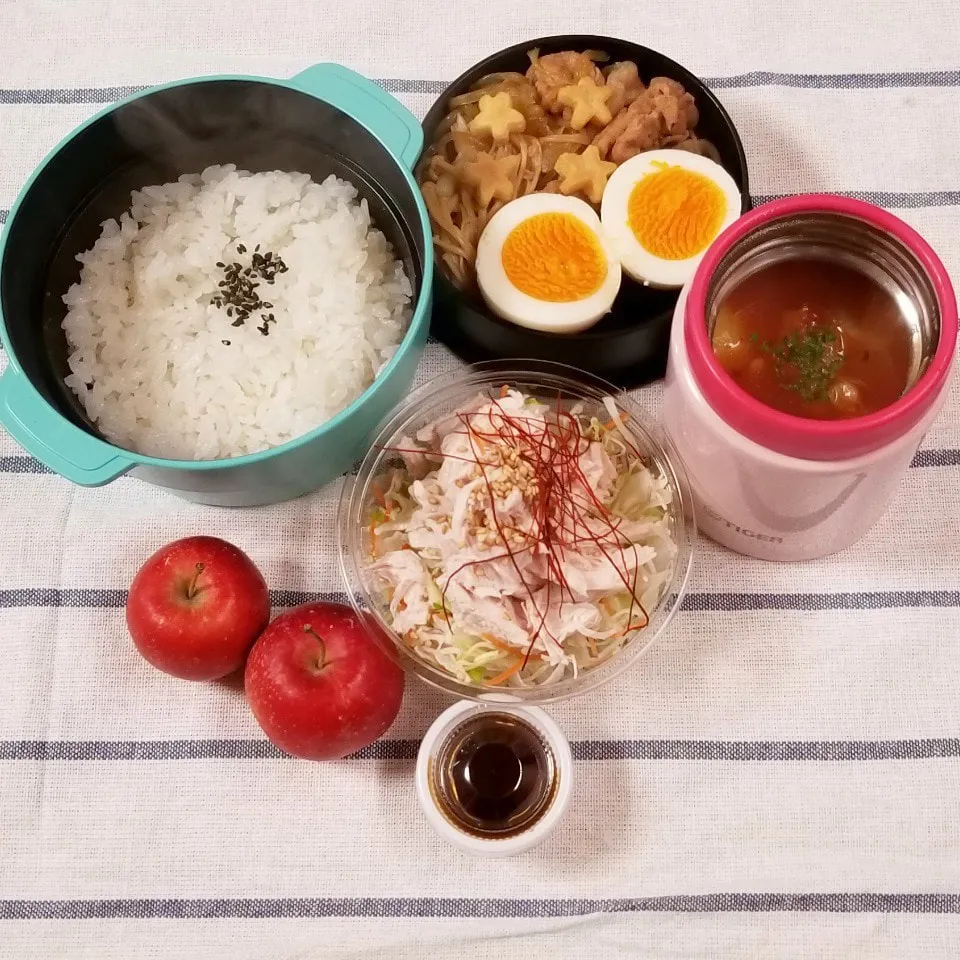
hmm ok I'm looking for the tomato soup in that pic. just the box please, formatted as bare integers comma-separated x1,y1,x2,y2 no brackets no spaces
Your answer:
710,257,914,419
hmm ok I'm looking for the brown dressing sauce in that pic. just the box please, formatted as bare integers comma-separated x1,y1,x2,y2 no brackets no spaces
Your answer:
430,712,557,839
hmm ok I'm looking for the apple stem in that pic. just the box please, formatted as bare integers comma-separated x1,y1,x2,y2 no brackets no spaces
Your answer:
186,563,205,600
302,624,327,669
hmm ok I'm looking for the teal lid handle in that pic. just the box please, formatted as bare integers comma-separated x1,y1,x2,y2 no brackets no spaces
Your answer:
290,63,423,170
0,369,132,486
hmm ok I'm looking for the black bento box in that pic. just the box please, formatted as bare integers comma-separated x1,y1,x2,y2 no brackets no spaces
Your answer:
420,35,751,388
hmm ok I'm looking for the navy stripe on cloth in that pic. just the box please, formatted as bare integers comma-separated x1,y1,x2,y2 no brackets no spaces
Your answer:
4,70,960,104
0,198,958,231
1,893,959,919
7,196,960,228
2,738,959,762
0,448,956,475
912,447,960,467
707,69,960,89
0,85,146,104
0,588,959,611
0,196,960,232
0,456,51,474
754,189,960,209
681,591,960,611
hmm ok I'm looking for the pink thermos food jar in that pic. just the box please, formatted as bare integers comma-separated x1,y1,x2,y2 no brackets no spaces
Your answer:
664,195,958,561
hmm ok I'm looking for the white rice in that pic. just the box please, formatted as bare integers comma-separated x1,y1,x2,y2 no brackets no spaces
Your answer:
62,164,413,460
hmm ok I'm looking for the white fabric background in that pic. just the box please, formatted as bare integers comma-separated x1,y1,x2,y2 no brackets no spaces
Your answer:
1,1,959,957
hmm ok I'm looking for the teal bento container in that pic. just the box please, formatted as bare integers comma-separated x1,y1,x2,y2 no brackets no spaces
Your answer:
0,64,433,506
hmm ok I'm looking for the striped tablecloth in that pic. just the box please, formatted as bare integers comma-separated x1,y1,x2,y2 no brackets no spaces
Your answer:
2,2,959,957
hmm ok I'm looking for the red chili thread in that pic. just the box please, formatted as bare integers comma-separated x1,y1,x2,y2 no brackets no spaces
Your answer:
383,393,652,670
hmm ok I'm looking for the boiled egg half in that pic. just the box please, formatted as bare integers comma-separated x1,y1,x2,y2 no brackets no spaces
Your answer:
475,194,621,333
600,149,741,289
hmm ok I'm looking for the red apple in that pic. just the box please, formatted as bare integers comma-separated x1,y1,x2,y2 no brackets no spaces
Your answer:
244,602,405,760
126,536,271,681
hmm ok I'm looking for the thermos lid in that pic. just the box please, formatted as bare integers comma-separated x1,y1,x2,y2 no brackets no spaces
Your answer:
683,194,957,461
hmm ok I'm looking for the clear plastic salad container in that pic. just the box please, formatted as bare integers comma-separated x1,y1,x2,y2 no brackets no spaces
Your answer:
337,362,695,704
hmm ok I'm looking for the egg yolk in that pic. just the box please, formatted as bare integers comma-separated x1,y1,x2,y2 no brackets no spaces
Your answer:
627,163,727,260
500,213,607,302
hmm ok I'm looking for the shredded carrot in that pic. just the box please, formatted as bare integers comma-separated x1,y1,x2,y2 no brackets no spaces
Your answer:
499,384,510,398
483,633,543,660
612,617,650,640
588,637,598,658
487,658,524,686
603,412,628,430
482,632,514,653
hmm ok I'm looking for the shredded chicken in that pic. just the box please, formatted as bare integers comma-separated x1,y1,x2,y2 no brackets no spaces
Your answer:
370,549,432,637
526,50,605,113
365,389,678,688
593,75,700,163
603,61,646,116
649,77,699,134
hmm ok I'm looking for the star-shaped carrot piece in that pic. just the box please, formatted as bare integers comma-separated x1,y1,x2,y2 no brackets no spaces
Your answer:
468,92,526,142
554,145,617,204
557,77,613,131
462,152,521,206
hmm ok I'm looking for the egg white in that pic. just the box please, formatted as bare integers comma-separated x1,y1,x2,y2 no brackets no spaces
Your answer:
475,194,622,334
600,149,742,289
